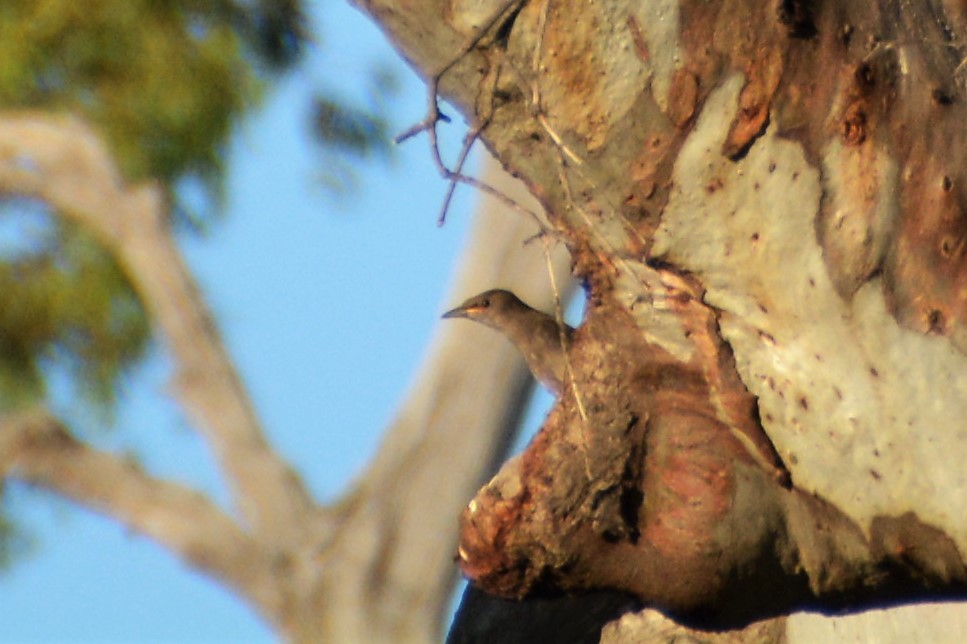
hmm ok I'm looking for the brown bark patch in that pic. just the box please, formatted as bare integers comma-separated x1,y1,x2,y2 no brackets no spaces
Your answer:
885,146,967,347
870,512,967,587
667,68,700,128
537,3,608,150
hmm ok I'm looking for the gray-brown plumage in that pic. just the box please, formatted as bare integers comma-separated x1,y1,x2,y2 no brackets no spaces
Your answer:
443,289,574,395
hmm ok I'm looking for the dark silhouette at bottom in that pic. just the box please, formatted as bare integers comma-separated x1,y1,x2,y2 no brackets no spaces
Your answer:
447,584,640,644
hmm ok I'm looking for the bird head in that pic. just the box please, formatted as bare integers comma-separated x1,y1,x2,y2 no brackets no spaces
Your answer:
443,288,572,394
441,289,525,330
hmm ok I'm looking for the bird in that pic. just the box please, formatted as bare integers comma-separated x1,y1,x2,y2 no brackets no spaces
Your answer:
443,289,574,395
445,289,792,487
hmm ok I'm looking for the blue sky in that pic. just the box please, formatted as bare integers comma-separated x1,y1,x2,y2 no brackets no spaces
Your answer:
0,2,484,640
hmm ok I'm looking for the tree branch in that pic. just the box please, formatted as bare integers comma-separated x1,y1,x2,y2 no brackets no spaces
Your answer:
0,409,284,624
0,112,320,547
314,154,575,641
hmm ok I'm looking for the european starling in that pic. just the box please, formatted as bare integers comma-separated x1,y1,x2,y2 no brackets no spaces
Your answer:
443,289,573,394
445,289,792,486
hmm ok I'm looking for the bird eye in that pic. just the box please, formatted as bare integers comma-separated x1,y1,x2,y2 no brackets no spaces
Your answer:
481,298,490,308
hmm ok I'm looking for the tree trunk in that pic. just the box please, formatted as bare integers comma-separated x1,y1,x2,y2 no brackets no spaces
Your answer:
352,0,967,639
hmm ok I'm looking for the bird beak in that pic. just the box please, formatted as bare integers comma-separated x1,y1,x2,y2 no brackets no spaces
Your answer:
441,305,469,319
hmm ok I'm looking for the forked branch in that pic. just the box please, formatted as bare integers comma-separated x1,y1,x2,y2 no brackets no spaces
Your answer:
0,409,284,622
0,112,320,548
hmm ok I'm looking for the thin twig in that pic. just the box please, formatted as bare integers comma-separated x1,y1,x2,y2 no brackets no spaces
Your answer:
532,0,551,96
531,2,593,479
448,171,549,232
395,0,539,231
556,160,648,277
394,0,524,151
528,0,585,166
438,127,482,226
522,228,557,246
540,233,592,481
537,114,585,165
394,100,450,145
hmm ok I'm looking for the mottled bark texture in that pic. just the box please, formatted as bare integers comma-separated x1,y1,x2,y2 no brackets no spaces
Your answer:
354,0,967,633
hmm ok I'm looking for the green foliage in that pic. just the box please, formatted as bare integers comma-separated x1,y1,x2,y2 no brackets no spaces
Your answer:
0,0,308,200
0,1,306,418
0,210,149,412
314,97,390,158
0,1,249,200
242,0,307,69
312,64,399,193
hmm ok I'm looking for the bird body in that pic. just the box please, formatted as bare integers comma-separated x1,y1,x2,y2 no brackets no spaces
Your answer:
443,289,573,394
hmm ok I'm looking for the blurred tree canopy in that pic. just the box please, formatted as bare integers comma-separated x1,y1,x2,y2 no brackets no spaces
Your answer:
0,0,297,197
0,0,394,417
0,0,309,414
0,0,403,572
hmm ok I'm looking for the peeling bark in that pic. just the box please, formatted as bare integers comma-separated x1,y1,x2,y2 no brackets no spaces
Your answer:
352,0,967,637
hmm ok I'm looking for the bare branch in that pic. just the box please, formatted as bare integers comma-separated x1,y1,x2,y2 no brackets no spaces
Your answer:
0,112,320,547
393,0,522,148
318,154,575,640
437,127,482,226
393,0,552,233
0,409,284,624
